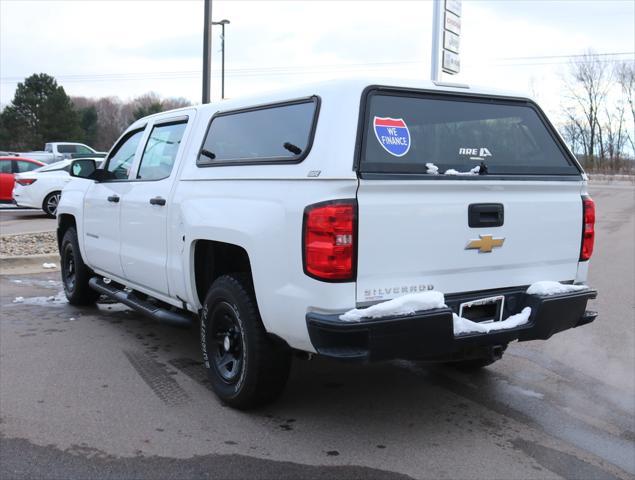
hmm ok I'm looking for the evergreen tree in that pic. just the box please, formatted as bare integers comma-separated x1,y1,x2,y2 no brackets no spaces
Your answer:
0,73,82,150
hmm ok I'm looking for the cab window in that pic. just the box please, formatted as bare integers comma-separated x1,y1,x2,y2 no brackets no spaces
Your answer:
105,129,145,180
136,121,187,181
0,160,11,174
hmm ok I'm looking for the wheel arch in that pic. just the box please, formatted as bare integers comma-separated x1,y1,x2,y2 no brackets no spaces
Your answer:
193,239,254,309
57,213,77,250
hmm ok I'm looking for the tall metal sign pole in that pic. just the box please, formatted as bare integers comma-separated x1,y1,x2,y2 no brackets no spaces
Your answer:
202,0,213,104
430,0,461,81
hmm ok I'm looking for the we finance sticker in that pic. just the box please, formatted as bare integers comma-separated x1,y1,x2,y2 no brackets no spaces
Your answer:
373,116,411,157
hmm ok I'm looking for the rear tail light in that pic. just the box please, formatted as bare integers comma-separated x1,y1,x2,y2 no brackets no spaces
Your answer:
303,200,357,281
16,178,36,186
580,195,595,261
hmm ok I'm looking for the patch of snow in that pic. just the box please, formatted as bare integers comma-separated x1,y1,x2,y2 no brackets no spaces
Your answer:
42,262,57,269
13,296,24,303
69,317,76,321
453,307,532,335
444,165,481,176
425,162,439,175
503,381,545,399
527,281,588,296
16,291,68,307
12,280,23,284
340,291,445,322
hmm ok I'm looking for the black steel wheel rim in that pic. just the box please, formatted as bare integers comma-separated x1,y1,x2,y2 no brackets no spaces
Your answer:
210,301,244,384
62,243,76,293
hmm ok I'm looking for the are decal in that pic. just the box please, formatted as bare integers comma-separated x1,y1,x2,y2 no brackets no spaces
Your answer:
373,116,411,157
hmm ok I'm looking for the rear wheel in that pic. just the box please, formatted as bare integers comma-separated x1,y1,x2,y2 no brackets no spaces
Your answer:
61,227,99,305
43,191,61,217
200,274,291,409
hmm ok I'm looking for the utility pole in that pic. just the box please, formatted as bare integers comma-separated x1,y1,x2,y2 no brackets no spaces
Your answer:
202,0,213,104
212,19,230,99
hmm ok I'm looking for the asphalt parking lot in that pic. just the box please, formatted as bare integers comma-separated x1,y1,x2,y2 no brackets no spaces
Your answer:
1,184,633,480
0,207,56,235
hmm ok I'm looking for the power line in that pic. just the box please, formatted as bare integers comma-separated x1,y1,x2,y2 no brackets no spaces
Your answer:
1,52,633,84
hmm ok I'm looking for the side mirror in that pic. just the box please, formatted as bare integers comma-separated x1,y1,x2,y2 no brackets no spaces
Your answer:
69,158,98,179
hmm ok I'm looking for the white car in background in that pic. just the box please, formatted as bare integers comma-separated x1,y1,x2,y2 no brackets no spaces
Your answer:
13,159,86,217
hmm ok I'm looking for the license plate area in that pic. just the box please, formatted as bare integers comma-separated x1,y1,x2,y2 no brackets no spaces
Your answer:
459,295,505,323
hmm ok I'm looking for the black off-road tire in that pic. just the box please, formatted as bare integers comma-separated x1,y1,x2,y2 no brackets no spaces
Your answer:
200,274,292,409
43,191,61,218
60,227,99,305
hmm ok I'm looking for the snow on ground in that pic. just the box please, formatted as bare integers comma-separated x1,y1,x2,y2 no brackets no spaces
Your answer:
10,291,68,307
444,165,481,176
453,307,532,335
527,281,588,296
42,262,57,269
340,291,445,322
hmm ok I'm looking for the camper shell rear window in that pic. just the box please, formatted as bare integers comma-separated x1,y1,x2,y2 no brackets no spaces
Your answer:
359,90,581,177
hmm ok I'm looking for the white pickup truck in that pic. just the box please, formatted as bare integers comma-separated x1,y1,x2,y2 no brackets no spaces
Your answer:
57,79,597,409
13,142,106,164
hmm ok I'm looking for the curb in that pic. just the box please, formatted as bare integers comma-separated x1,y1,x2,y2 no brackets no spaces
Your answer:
0,253,60,275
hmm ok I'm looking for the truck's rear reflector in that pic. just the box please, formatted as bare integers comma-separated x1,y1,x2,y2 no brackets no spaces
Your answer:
580,195,595,261
303,200,356,281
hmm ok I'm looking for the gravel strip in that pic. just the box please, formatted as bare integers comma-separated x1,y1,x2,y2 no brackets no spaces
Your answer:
0,232,58,257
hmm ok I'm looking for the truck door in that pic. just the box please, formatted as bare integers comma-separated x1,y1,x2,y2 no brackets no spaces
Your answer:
83,128,146,277
119,116,190,296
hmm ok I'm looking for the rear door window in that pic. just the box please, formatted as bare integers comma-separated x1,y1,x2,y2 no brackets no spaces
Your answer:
361,92,579,176
136,121,187,180
16,161,41,173
197,97,319,165
76,145,93,154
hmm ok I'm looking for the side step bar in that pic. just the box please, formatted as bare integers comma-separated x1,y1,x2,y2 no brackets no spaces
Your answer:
89,277,193,328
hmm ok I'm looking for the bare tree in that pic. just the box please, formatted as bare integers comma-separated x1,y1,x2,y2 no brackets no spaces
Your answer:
615,61,635,153
562,50,612,167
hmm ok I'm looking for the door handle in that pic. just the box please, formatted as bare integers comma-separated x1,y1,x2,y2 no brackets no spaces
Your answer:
149,196,166,206
468,203,504,228
107,195,120,203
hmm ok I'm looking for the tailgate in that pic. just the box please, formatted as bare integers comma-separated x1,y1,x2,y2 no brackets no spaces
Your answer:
356,179,583,303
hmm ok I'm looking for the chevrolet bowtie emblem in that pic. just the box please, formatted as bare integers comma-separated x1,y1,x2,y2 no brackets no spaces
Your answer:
466,234,505,253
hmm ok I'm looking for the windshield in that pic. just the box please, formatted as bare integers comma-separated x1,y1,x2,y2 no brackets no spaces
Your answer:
361,92,580,176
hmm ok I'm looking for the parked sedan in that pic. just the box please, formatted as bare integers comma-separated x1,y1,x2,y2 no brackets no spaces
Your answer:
12,160,74,217
0,156,45,203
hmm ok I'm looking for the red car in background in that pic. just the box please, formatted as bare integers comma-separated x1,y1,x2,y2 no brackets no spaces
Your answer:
0,157,45,203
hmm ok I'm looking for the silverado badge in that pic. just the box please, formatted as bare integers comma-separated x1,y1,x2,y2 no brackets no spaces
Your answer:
466,234,505,253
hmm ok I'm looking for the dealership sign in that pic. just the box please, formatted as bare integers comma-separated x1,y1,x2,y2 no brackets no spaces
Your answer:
442,0,461,74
